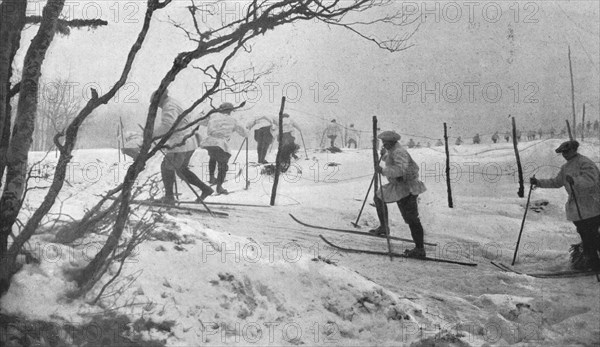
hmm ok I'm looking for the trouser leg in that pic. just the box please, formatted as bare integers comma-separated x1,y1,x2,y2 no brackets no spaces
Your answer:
255,129,264,163
209,158,216,180
217,161,229,187
177,151,212,193
373,195,388,227
160,156,176,199
574,216,600,267
398,194,424,249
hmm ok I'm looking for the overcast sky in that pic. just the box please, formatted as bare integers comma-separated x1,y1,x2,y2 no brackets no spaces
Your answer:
16,0,600,143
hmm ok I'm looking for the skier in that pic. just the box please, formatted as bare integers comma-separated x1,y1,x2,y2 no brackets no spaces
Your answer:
153,89,213,203
121,131,142,160
407,138,416,148
201,102,247,195
346,124,360,148
530,140,600,271
323,119,343,148
247,115,277,164
549,127,555,138
435,139,443,147
472,133,480,144
369,131,428,258
277,113,302,170
455,136,463,146
504,132,511,142
491,131,499,143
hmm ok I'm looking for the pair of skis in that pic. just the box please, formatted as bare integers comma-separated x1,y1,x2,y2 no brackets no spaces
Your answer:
289,214,477,267
109,196,270,218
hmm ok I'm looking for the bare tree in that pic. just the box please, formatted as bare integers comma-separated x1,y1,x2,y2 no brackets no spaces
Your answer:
33,78,82,151
0,0,418,296
74,0,419,293
0,0,160,296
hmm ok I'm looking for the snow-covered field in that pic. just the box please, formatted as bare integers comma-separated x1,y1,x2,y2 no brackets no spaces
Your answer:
2,138,600,346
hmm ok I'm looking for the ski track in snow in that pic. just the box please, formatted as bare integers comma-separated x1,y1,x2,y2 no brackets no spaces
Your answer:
1,139,600,346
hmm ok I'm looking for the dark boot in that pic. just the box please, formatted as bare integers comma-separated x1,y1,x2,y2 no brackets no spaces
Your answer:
368,225,386,236
408,222,425,250
404,247,426,258
179,167,214,201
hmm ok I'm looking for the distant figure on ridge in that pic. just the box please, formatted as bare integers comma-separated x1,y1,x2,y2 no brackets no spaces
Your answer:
323,119,343,148
491,131,499,143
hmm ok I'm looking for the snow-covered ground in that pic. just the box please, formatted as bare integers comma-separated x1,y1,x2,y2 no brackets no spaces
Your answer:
2,138,600,346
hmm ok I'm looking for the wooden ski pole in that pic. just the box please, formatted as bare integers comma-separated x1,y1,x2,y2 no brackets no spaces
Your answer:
372,116,393,261
232,138,246,164
512,183,533,265
568,180,583,220
299,130,309,160
352,156,383,228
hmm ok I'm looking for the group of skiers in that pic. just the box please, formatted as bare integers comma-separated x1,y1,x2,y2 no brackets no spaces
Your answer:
122,90,312,202
123,91,600,267
369,132,600,267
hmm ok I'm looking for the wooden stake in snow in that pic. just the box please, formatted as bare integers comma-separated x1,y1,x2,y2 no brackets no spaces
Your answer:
512,116,524,198
372,116,393,261
119,116,127,162
116,124,121,163
566,119,573,141
443,123,453,208
245,134,249,190
270,97,286,206
581,103,585,142
568,45,576,135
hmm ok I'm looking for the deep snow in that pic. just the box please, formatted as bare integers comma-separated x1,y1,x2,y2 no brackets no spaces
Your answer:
2,138,600,346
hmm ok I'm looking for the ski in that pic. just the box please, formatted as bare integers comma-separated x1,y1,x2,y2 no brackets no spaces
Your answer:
106,196,262,209
123,199,229,217
320,235,477,267
172,200,269,208
289,213,437,246
491,261,600,278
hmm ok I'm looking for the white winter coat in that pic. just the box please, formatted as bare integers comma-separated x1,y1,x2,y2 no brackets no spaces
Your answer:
537,154,600,221
376,143,427,202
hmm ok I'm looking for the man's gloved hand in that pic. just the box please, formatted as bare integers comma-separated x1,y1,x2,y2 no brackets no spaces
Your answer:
565,175,574,185
529,176,538,186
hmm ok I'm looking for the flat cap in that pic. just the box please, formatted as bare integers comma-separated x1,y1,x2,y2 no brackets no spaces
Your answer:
555,140,579,153
377,130,401,142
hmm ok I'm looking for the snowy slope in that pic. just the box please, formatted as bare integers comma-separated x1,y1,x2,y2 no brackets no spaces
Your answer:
2,138,600,346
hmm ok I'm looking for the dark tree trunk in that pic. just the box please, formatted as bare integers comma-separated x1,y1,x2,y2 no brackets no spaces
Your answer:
0,0,66,296
0,1,27,189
